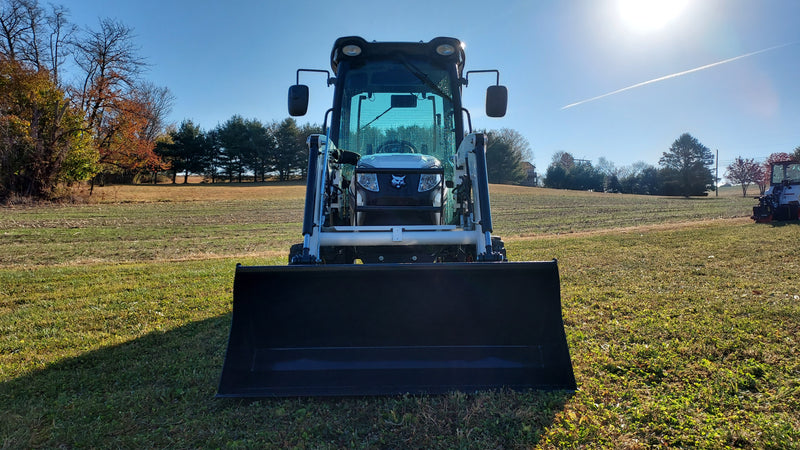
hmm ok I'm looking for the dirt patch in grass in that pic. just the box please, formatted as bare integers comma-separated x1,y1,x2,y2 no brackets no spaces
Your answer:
85,181,306,203
505,216,754,242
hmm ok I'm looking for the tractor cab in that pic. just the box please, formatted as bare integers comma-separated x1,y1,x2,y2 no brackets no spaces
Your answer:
334,46,458,226
752,161,800,222
289,37,506,229
769,161,800,186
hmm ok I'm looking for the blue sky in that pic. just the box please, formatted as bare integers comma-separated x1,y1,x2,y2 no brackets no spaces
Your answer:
66,0,800,172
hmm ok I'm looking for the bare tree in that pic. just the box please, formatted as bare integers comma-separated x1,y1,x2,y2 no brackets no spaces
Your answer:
46,3,73,85
17,0,44,69
0,0,74,85
595,157,616,177
0,0,29,60
551,150,575,170
0,0,49,70
132,81,174,142
725,156,763,197
72,18,146,133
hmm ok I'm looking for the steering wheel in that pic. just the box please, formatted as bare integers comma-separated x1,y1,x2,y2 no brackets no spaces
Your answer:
376,140,417,154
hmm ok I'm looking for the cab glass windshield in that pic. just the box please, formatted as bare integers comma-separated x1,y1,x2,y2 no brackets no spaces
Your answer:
336,58,457,163
772,163,800,184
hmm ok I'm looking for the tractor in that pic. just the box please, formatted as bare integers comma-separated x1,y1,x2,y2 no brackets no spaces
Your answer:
752,161,800,222
217,37,575,397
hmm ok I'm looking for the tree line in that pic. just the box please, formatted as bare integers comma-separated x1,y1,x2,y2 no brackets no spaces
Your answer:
543,133,716,197
157,123,534,185
4,0,792,201
0,0,535,200
157,117,322,184
543,133,800,198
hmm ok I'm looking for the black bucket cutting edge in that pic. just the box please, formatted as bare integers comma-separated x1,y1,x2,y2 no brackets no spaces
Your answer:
217,261,575,397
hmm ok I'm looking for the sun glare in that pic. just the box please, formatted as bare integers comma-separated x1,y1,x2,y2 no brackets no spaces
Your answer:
617,0,689,32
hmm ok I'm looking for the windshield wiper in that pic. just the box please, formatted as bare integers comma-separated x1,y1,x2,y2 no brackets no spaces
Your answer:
359,105,393,131
398,56,452,103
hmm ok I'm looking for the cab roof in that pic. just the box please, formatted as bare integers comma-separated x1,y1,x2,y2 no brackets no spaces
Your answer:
330,36,465,76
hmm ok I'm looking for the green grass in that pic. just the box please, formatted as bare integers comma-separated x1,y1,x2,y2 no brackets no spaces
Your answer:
511,221,800,448
0,199,302,265
490,185,753,236
1,184,798,448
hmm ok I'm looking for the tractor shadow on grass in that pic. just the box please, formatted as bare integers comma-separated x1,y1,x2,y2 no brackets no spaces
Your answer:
765,220,800,228
1,314,572,448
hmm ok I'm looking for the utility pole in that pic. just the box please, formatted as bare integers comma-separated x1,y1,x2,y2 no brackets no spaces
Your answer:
715,149,719,197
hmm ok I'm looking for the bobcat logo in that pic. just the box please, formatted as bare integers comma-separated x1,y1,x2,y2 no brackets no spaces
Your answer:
391,175,406,189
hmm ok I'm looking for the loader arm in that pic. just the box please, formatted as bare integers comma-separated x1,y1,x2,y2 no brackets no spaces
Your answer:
295,131,501,263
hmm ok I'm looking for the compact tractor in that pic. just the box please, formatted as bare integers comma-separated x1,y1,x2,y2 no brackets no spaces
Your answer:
218,37,575,397
752,161,800,222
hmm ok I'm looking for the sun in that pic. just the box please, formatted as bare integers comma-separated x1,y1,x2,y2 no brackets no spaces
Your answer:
617,0,689,33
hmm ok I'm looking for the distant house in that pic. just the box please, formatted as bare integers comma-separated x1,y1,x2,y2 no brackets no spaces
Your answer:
521,161,538,186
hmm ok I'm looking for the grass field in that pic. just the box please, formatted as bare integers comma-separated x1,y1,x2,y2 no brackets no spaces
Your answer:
1,183,798,448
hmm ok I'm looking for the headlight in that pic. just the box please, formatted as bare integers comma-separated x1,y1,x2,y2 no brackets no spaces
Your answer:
418,173,441,192
357,173,379,192
436,44,456,56
342,45,362,56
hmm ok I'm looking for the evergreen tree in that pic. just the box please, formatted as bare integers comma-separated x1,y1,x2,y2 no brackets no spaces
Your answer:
485,128,531,184
163,120,207,183
658,133,714,197
216,115,249,182
272,118,305,181
543,151,603,191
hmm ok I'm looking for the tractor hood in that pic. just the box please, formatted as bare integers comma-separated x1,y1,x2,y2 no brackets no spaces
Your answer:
358,154,441,169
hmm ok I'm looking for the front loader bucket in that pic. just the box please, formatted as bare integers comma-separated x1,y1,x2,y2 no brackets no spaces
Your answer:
217,261,575,397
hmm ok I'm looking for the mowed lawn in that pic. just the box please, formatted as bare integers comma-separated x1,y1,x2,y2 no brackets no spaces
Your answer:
1,183,798,448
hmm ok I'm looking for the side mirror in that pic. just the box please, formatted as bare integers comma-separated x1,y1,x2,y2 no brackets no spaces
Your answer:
288,84,309,116
486,85,508,118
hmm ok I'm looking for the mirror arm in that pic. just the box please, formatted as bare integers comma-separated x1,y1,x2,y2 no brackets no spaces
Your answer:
296,69,335,86
464,69,501,86
462,108,472,134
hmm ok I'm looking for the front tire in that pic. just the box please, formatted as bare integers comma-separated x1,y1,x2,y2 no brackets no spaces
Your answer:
288,243,304,264
492,236,508,261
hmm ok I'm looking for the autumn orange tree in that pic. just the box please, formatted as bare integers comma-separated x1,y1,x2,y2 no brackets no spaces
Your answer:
0,58,95,200
72,18,172,184
95,96,168,180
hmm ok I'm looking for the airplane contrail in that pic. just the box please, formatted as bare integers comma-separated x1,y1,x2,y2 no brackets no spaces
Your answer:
561,42,798,110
